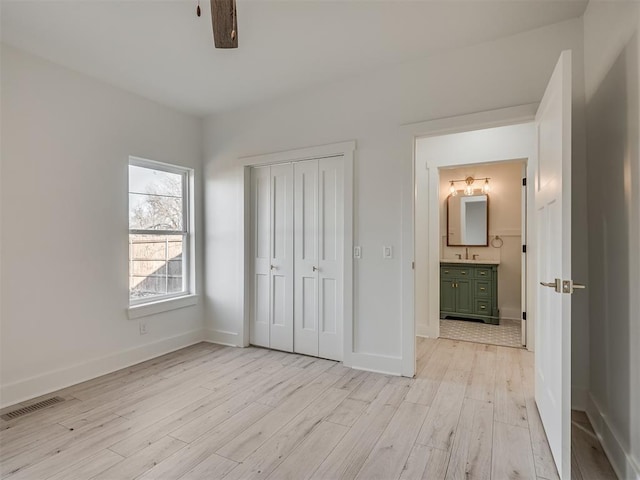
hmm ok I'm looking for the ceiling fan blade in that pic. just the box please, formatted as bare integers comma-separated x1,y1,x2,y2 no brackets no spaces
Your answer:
210,0,238,49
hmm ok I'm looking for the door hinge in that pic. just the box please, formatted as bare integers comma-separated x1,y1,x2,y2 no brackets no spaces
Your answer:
522,312,527,320
522,245,527,253
522,178,527,186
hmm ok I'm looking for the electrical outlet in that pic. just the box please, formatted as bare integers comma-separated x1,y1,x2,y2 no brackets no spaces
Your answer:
354,246,362,259
383,246,393,259
139,321,148,335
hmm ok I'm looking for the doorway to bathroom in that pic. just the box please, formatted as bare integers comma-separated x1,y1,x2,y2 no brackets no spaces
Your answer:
413,121,537,355
438,160,527,348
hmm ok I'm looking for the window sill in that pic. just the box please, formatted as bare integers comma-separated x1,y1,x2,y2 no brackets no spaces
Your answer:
127,294,198,320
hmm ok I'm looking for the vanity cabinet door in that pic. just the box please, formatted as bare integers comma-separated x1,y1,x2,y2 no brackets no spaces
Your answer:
440,278,456,312
455,279,473,314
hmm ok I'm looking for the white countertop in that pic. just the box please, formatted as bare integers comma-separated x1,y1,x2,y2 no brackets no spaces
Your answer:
440,258,500,265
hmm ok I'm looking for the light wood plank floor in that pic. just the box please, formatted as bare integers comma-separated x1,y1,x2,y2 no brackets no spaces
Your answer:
0,338,611,480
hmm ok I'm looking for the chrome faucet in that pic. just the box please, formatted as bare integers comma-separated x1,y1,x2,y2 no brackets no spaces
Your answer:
455,253,462,260
473,254,479,260
465,248,469,260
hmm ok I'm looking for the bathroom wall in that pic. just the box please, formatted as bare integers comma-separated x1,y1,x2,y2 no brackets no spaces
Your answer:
440,161,524,320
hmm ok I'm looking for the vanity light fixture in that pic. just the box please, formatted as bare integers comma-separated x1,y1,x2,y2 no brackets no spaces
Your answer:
446,176,491,196
464,177,475,196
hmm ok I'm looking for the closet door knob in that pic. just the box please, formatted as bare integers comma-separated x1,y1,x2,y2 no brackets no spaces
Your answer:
270,264,276,270
312,266,318,272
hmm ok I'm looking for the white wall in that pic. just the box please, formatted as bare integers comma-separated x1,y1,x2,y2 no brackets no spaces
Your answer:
439,162,524,321
0,45,204,407
202,19,586,374
583,2,640,478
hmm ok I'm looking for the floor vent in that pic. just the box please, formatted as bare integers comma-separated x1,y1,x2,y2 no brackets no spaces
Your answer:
1,396,66,421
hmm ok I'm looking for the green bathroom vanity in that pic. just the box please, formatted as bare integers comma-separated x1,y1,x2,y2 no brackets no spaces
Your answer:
440,261,499,324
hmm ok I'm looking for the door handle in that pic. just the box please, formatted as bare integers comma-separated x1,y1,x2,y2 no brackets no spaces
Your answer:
270,264,276,271
312,266,318,272
562,280,586,294
540,279,586,294
540,278,561,293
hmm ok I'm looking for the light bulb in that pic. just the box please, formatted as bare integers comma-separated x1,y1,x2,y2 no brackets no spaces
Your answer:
483,179,490,193
449,182,457,196
465,184,474,195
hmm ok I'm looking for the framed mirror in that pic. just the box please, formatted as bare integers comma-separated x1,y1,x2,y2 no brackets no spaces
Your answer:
447,193,489,246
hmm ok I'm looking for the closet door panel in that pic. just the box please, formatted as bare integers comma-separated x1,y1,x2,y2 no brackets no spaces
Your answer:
269,163,294,352
318,156,344,361
250,166,271,347
294,160,319,356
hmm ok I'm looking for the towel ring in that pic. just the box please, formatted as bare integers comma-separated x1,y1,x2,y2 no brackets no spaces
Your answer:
491,235,504,248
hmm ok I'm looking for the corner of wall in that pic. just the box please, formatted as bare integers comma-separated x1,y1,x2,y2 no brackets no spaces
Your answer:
0,329,205,409
586,393,640,479
203,328,243,347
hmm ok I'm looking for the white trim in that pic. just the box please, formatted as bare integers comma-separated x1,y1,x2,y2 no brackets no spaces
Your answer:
350,352,403,376
0,329,204,409
128,156,196,308
586,393,640,480
241,141,355,364
403,105,539,380
127,294,199,319
203,328,242,347
416,323,438,339
240,141,356,166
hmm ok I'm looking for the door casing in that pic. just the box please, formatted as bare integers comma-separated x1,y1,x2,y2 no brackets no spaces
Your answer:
402,104,540,377
241,141,355,365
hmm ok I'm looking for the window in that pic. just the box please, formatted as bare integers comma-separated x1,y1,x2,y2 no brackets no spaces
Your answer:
128,158,192,305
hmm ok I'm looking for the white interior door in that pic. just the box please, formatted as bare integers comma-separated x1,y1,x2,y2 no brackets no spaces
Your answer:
534,50,573,480
250,166,271,348
294,157,344,361
521,163,528,347
294,160,319,356
318,157,344,361
269,163,294,352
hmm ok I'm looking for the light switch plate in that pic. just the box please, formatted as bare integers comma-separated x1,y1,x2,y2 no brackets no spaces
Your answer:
383,246,393,259
354,246,362,259
139,321,148,335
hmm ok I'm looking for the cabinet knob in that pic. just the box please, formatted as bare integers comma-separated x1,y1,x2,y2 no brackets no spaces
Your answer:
480,287,486,291
480,305,486,310
480,271,486,276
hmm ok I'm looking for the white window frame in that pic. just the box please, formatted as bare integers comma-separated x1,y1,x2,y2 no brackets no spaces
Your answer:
127,156,196,318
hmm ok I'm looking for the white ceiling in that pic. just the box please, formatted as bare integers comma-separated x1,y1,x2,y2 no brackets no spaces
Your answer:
1,0,588,116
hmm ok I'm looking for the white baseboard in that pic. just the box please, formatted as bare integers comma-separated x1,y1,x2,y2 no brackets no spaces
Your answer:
0,329,204,409
350,352,403,376
416,323,438,339
571,386,588,411
203,328,242,347
586,393,640,480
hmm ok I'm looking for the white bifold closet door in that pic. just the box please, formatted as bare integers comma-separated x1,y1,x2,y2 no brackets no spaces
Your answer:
294,157,344,361
250,163,294,352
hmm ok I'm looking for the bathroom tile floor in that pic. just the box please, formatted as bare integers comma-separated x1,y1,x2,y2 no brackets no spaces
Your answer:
440,317,523,348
